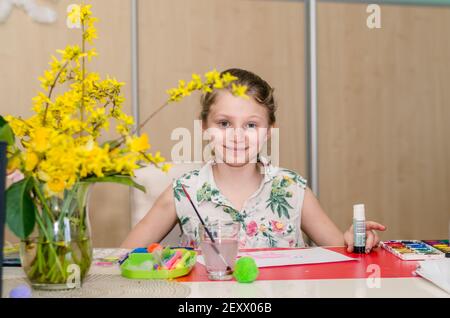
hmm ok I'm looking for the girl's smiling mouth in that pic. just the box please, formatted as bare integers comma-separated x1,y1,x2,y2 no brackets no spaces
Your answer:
223,145,249,151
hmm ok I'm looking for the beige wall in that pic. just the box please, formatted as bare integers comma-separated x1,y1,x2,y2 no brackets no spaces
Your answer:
317,2,450,239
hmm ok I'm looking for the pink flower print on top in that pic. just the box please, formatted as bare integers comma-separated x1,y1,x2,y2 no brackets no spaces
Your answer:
271,220,284,233
246,221,258,237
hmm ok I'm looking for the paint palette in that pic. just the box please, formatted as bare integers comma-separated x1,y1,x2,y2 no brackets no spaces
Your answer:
421,240,450,258
381,240,445,261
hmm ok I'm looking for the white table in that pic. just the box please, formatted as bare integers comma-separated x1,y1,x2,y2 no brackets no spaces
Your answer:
2,248,449,298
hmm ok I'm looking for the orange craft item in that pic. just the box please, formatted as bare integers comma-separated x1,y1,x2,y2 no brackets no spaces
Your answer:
147,243,163,253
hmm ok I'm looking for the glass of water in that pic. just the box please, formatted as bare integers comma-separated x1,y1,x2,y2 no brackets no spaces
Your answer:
199,220,240,280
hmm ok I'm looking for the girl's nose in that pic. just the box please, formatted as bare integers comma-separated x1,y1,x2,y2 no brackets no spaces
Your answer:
233,128,246,143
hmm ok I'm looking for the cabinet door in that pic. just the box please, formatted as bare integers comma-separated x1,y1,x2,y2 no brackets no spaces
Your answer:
317,2,450,239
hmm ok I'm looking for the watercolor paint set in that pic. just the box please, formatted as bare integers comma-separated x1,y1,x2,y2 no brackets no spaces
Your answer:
381,240,445,260
421,240,450,258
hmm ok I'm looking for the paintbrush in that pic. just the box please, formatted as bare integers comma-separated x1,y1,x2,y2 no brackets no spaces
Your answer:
180,184,232,272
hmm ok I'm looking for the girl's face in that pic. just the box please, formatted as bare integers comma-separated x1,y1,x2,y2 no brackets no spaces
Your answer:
204,90,272,167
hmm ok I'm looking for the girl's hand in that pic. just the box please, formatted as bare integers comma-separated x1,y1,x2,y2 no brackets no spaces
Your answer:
344,221,387,253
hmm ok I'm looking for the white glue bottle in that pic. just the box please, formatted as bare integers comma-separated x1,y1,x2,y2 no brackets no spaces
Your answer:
353,204,366,254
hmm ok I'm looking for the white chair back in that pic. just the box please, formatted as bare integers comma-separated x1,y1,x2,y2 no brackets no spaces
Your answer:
131,162,203,245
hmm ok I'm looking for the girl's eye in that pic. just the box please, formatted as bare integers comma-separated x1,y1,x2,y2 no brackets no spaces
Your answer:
246,122,257,129
218,120,230,128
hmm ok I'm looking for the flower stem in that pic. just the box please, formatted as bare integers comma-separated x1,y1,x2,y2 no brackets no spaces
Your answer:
80,20,86,133
137,101,169,133
57,183,79,224
32,179,56,225
33,210,65,278
42,61,70,126
109,100,170,152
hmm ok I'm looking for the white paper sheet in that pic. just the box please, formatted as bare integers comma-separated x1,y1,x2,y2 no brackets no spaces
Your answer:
196,247,358,268
415,258,450,294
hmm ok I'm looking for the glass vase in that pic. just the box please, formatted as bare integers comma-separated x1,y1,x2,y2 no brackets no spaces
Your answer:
19,182,93,290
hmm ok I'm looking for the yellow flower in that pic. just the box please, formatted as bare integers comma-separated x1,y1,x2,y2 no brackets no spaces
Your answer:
129,134,150,153
166,70,248,103
213,78,224,89
187,74,203,91
32,92,51,114
78,4,98,43
47,177,66,194
231,83,249,99
49,55,61,70
7,155,21,172
205,69,221,85
74,140,112,178
201,85,213,94
118,112,134,126
57,45,83,61
80,4,93,21
116,124,129,135
5,116,28,137
161,163,171,172
153,151,165,164
111,153,140,174
24,152,39,172
84,26,98,43
38,70,55,90
221,72,238,86
36,169,50,182
167,80,191,102
166,88,182,102
31,127,51,153
86,48,98,61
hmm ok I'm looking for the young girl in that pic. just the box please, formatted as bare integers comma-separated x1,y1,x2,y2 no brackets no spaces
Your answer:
121,68,386,252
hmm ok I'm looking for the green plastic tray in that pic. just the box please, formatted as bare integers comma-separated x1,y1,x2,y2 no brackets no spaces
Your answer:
120,248,197,279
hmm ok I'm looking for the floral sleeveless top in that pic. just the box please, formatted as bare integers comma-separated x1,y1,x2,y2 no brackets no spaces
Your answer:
172,156,307,249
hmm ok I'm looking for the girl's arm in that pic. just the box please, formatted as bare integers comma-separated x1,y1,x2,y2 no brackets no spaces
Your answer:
301,187,345,246
301,187,386,252
120,184,178,248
